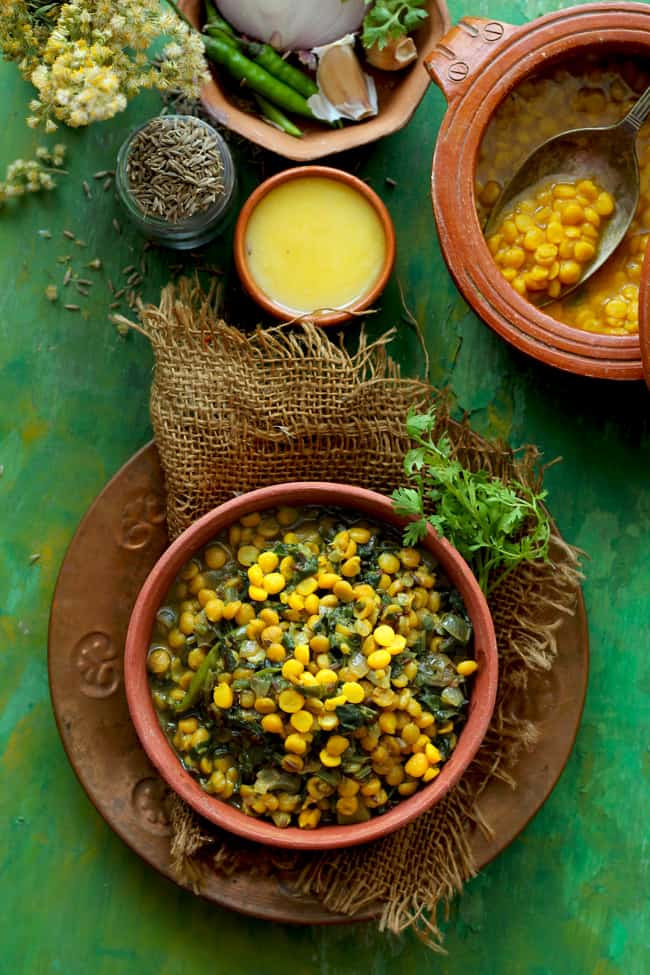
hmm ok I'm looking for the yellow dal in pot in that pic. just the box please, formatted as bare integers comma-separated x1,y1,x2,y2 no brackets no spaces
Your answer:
477,55,650,335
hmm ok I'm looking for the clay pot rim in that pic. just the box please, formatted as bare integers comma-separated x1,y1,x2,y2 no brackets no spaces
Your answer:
124,482,498,852
429,3,649,379
233,166,396,327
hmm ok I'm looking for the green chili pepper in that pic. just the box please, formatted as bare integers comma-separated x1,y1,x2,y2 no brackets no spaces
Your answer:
254,94,303,138
205,24,239,48
202,3,317,99
246,42,318,100
174,643,220,714
203,35,315,119
203,0,237,41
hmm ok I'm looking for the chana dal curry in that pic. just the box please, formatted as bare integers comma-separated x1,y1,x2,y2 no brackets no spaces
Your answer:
147,506,477,829
476,55,650,335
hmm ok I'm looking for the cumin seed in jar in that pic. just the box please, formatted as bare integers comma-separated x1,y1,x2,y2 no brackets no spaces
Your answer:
126,116,226,224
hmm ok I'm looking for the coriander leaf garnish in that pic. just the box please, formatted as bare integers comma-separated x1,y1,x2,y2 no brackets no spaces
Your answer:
392,406,551,594
362,0,429,51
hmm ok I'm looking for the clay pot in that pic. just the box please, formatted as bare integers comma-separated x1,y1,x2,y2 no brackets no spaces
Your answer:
124,482,498,852
425,3,650,380
178,0,450,161
233,166,396,326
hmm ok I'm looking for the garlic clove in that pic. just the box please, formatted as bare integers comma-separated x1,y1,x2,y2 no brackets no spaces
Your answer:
365,36,418,71
308,34,378,122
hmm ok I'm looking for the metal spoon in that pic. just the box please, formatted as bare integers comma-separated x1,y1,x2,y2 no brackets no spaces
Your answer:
484,85,650,306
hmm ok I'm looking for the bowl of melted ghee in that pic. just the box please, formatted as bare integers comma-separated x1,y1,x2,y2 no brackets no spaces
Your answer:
234,166,396,326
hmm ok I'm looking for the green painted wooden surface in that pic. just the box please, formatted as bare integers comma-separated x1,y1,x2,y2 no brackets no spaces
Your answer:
1,2,649,972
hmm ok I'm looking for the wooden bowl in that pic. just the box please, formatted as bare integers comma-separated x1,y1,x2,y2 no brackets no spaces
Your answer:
425,3,650,380
233,165,396,325
124,482,498,852
178,0,451,161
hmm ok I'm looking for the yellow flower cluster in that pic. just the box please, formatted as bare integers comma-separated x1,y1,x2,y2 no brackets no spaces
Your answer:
1,0,209,130
0,144,66,206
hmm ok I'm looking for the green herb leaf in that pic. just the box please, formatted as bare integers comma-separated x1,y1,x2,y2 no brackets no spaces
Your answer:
391,486,423,517
392,406,551,594
362,0,429,51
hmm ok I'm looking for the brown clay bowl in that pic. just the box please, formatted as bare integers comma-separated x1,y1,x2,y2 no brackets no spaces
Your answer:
638,242,650,390
178,0,451,161
124,482,498,851
425,3,650,380
233,166,396,325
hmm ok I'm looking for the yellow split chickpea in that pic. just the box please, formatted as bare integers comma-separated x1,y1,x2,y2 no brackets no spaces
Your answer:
263,572,286,595
213,683,233,709
147,648,171,675
367,649,392,670
488,178,614,303
204,546,227,570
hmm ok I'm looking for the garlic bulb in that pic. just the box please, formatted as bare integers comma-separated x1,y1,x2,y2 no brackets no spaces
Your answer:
215,0,366,51
365,36,418,71
308,35,378,124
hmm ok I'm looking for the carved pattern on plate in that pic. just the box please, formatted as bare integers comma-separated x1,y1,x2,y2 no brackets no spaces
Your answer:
132,777,171,835
120,489,166,550
73,631,120,698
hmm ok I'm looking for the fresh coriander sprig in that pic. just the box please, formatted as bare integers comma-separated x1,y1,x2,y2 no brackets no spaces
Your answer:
392,407,551,595
362,0,428,51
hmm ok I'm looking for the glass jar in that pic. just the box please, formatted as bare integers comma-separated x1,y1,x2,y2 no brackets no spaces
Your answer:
115,115,237,250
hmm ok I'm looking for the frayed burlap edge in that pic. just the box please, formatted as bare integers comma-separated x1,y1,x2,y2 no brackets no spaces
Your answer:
121,280,584,949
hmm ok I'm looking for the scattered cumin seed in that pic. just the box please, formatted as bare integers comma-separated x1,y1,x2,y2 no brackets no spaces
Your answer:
77,278,93,287
109,300,122,310
93,170,112,179
75,239,87,247
57,255,70,264
107,278,115,293
83,180,92,199
114,287,126,299
63,229,76,239
103,177,113,192
122,265,135,275
38,229,52,239
28,553,41,565
63,268,72,286
45,284,58,302
385,176,397,188
112,218,122,234
64,304,81,311
75,284,90,296
127,272,142,286
87,258,103,270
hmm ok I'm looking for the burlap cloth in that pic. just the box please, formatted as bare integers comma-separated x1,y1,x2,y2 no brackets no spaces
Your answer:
120,279,582,948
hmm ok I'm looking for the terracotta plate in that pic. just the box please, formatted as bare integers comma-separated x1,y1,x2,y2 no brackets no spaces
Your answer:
48,443,589,924
178,0,451,162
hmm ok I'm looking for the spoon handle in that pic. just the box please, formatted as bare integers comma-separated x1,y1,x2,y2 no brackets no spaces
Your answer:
620,85,650,136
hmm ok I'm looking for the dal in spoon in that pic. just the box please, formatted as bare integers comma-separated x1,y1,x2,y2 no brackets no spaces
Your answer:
484,85,650,306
